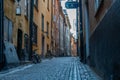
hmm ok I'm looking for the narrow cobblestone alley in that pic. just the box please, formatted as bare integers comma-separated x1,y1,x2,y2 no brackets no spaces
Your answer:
0,57,101,80
1,0,120,80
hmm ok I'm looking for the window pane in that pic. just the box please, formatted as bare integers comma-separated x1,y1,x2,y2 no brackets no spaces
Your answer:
8,20,13,42
25,0,27,6
42,14,44,31
47,22,49,36
25,0,28,17
32,24,37,44
4,17,8,41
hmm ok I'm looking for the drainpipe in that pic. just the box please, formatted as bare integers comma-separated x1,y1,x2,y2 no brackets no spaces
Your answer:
51,0,53,54
76,0,79,56
59,1,61,56
0,0,4,69
29,0,34,60
79,0,84,62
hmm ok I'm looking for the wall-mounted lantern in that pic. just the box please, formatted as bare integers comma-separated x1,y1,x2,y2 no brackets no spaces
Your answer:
16,4,21,16
16,0,21,16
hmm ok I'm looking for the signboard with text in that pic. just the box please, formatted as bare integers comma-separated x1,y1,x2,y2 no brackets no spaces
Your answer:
65,1,79,9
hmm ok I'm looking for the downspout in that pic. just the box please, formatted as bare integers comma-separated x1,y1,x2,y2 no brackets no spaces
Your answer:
51,0,53,53
29,0,34,60
0,0,4,69
76,0,79,56
79,0,84,63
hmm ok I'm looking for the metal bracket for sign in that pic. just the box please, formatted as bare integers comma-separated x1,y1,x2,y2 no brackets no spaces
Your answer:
65,1,79,9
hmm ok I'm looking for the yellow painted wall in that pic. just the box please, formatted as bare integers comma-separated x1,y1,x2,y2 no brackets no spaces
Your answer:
4,0,17,46
4,0,52,57
4,0,29,49
15,0,30,49
33,0,52,56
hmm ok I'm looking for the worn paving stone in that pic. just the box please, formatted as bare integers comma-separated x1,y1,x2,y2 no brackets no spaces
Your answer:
0,57,101,80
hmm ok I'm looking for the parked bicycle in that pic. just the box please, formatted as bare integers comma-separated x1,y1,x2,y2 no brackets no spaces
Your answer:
45,50,53,59
32,49,41,64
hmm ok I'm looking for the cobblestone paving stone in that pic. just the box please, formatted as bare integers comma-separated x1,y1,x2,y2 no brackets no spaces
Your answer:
0,57,101,80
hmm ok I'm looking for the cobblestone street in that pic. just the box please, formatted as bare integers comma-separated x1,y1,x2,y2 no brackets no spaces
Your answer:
0,57,101,80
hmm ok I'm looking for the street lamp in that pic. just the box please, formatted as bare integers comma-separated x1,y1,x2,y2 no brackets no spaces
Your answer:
29,0,34,60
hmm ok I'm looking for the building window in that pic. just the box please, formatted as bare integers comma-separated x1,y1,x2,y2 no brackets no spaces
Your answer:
47,44,49,51
25,0,29,18
34,0,38,9
47,0,49,11
42,14,44,32
4,17,13,43
47,22,49,37
95,0,102,11
32,23,37,44
53,0,55,6
41,35,45,57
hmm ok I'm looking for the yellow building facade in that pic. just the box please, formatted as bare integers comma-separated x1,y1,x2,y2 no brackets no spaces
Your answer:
15,0,30,60
4,0,52,61
4,0,16,44
16,0,53,58
33,0,52,57
4,0,30,60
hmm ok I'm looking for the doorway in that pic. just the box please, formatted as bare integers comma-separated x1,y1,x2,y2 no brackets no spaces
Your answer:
41,35,45,58
17,29,23,60
24,34,29,61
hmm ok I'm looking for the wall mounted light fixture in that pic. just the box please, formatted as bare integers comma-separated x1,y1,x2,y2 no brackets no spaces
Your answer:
16,4,21,16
